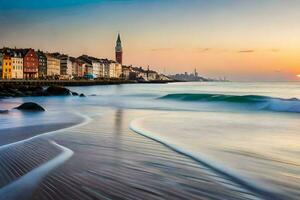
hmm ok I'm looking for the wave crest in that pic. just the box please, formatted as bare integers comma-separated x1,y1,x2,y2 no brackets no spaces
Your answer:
159,93,300,113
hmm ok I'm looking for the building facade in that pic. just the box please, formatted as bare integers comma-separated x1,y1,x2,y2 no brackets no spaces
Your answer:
115,33,123,64
0,53,2,79
22,49,38,79
11,52,23,79
45,54,60,77
59,55,72,79
36,50,47,78
1,54,12,80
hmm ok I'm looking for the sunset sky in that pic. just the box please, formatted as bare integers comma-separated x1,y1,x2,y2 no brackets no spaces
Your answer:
1,0,300,81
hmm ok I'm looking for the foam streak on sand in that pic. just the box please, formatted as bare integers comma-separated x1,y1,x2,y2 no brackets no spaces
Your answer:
0,141,73,200
129,118,285,200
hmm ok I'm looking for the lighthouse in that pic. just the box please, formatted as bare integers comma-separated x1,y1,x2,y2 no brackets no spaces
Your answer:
115,33,123,64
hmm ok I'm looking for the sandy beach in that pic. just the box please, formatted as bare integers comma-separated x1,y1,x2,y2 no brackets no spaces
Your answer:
0,108,260,200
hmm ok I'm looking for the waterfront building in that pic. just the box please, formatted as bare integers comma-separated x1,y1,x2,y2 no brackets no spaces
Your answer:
0,53,2,79
45,54,60,77
75,60,85,78
69,57,79,78
115,33,123,64
115,63,122,78
122,65,139,80
78,55,101,78
36,50,47,78
99,59,122,79
22,48,38,79
11,51,23,79
146,67,159,81
131,66,158,81
58,54,72,79
1,54,12,80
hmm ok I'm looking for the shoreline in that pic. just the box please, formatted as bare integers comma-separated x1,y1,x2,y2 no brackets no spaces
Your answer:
0,79,177,87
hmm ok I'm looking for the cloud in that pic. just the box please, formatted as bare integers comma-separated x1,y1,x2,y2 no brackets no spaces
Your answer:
150,48,173,52
269,48,280,52
238,50,255,53
197,48,211,52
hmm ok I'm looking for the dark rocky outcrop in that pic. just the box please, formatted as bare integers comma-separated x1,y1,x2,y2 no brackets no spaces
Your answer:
15,102,45,112
0,85,83,98
79,93,86,97
45,86,71,96
0,110,9,114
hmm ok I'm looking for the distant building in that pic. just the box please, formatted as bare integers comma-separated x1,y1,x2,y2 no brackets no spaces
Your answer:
11,51,23,79
132,66,158,81
36,50,47,78
45,54,60,77
121,65,133,80
169,70,209,82
115,33,123,64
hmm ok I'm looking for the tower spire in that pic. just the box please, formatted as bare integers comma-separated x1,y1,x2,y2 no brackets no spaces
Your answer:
115,33,123,64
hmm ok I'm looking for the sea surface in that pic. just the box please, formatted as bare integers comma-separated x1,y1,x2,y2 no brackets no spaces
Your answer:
0,82,300,199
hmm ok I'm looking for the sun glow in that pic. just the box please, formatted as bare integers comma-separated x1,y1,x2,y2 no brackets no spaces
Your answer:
297,75,300,78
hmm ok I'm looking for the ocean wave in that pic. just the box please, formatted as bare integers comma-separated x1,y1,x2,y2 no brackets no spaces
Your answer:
159,93,300,113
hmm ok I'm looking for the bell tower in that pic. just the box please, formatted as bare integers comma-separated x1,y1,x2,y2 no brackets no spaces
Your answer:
115,33,123,64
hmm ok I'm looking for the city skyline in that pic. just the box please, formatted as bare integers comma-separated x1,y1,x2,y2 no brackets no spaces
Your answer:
1,0,300,81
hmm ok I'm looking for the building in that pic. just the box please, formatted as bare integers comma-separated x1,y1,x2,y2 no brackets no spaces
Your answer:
58,54,72,79
78,55,101,78
1,54,12,80
11,51,23,79
69,57,78,78
115,33,123,64
115,63,122,78
36,50,47,78
0,53,2,79
22,48,38,79
99,59,122,79
45,54,60,77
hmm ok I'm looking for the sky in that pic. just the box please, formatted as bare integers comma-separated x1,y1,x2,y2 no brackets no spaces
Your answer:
0,0,300,81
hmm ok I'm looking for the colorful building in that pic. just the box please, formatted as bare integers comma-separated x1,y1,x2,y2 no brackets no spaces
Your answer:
22,49,38,79
1,54,12,80
11,51,23,79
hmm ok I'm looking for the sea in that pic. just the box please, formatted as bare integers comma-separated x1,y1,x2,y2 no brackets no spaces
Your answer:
0,82,300,198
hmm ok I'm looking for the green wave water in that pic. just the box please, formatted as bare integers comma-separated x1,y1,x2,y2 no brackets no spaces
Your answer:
159,93,300,113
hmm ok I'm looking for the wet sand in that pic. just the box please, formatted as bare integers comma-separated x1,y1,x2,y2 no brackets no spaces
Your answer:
0,109,262,200
0,123,78,146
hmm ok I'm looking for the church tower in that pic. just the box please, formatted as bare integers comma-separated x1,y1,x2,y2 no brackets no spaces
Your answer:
115,33,123,64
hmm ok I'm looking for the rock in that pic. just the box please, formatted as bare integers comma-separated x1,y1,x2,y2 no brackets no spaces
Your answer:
0,110,9,114
79,93,86,97
46,86,71,96
15,102,45,112
72,92,79,96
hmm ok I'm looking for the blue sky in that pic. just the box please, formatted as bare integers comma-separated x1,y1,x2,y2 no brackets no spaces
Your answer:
1,0,300,81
